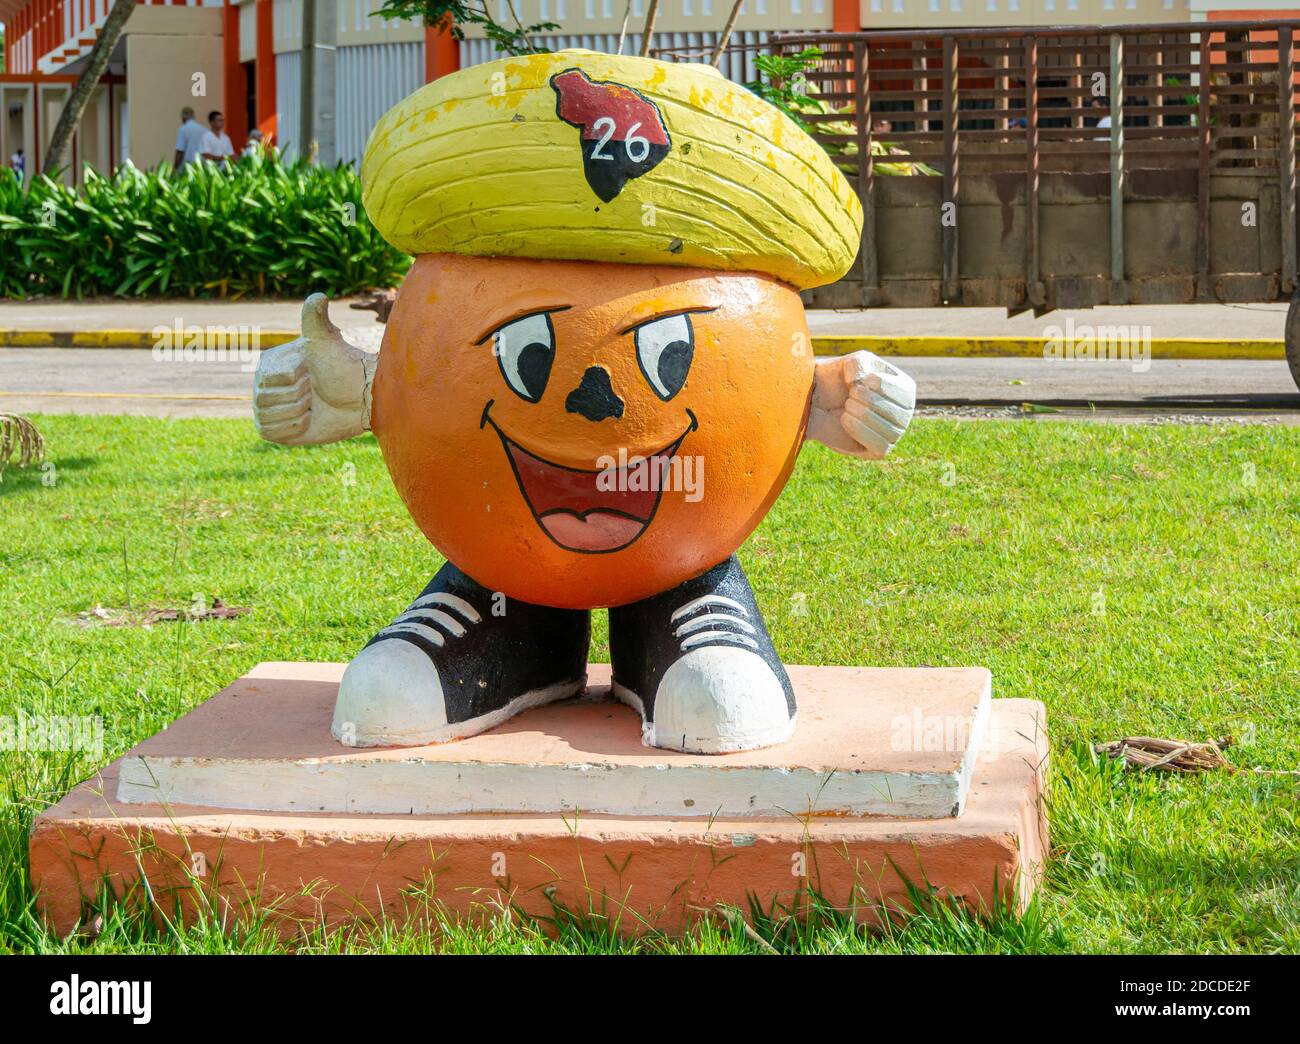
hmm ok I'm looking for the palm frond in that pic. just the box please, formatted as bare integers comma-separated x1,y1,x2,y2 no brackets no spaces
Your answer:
0,413,46,480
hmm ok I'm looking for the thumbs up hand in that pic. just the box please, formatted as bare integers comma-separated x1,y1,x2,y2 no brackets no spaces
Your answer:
253,294,378,446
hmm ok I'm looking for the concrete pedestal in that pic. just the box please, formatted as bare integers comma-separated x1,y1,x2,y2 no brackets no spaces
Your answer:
30,663,1049,936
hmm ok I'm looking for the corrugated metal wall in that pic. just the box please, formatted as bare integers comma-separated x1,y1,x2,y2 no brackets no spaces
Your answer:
336,41,425,165
275,50,301,159
458,31,774,84
238,1,257,64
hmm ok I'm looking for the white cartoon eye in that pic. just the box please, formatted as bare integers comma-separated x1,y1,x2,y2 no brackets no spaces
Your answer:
494,312,555,402
635,313,694,400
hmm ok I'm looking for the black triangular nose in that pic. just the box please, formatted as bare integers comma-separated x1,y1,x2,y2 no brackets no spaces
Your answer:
565,366,624,422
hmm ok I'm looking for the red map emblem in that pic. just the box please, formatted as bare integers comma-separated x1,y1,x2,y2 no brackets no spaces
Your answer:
550,68,672,203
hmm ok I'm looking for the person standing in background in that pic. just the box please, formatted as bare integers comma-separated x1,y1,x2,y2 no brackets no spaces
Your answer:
1090,96,1112,141
173,107,207,171
199,111,236,167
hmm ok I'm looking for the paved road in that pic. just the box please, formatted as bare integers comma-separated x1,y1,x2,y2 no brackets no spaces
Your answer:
906,356,1300,407
0,297,387,334
806,302,1291,340
4,347,1297,419
0,297,1291,339
1,348,260,418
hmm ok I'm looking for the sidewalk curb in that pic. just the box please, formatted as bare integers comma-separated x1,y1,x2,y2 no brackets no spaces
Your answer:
0,330,300,349
0,330,1286,360
810,335,1286,360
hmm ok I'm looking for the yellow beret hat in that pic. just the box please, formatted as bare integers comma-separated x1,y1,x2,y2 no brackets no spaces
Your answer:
361,49,862,291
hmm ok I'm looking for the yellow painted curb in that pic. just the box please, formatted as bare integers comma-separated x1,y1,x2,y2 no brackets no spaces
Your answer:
0,391,252,401
810,335,1286,360
0,330,1286,360
0,330,300,349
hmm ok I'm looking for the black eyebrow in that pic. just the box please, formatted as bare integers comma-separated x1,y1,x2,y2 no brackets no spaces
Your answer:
474,306,572,346
618,306,718,336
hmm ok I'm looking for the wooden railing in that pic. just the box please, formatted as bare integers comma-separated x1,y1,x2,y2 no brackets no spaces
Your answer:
655,21,1300,308
770,23,1297,176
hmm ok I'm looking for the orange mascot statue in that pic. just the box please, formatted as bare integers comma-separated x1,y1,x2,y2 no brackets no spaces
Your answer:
254,50,915,754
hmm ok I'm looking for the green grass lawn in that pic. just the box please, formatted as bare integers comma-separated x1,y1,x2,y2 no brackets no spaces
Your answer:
1,414,1297,953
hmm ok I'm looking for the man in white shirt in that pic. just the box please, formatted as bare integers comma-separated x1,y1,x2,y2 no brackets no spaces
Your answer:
199,111,236,166
1090,97,1112,142
173,108,207,170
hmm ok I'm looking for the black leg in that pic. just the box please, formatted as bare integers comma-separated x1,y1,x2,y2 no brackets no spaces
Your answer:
334,561,590,746
609,556,795,753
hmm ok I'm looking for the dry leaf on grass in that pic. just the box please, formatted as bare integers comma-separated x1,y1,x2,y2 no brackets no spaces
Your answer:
71,599,250,628
0,413,45,480
1095,736,1235,773
143,599,250,624
1097,735,1300,778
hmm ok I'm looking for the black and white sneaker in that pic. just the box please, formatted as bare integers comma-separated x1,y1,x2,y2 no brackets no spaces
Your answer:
333,562,590,747
609,556,796,754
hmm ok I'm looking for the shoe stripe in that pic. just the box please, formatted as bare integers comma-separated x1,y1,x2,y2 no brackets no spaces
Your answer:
669,594,750,623
379,621,446,647
393,607,467,638
673,612,756,639
366,629,445,663
679,630,759,651
411,592,482,625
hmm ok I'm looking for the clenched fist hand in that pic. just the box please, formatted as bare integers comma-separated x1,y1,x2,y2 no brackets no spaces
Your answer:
253,294,378,446
805,351,916,459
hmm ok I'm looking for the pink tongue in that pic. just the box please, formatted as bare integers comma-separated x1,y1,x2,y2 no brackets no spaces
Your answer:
540,510,645,552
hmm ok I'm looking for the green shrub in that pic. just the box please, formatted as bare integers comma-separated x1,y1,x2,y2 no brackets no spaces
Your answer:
0,155,411,299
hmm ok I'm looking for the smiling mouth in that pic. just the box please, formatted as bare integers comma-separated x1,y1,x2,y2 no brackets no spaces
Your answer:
484,405,696,554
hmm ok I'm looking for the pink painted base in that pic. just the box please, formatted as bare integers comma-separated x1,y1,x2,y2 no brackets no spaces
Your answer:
112,661,995,819
30,675,1049,937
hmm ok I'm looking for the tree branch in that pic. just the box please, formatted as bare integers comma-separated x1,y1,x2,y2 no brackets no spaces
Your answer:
639,0,661,58
43,0,137,177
